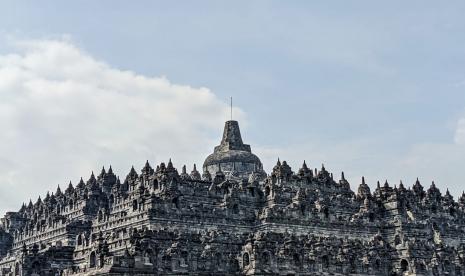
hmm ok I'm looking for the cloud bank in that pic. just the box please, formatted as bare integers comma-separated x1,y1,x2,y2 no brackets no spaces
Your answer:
0,38,241,214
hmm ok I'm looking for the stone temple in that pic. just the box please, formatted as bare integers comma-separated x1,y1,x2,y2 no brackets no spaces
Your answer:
0,120,464,276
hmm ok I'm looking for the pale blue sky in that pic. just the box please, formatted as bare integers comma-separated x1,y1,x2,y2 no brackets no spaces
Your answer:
1,1,465,212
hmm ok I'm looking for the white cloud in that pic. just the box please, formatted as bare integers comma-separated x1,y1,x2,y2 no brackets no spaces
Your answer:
0,38,243,214
392,118,465,197
454,118,465,145
256,121,465,200
396,142,465,199
254,137,393,193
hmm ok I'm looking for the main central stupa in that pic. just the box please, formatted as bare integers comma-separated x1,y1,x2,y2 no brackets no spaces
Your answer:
203,120,266,179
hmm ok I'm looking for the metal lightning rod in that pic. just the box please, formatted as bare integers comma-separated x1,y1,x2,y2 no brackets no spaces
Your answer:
230,97,233,120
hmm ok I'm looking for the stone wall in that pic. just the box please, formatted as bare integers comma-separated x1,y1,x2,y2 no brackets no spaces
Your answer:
0,159,464,275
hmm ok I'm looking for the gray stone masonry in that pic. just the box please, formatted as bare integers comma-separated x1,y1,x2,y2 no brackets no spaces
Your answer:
0,121,464,275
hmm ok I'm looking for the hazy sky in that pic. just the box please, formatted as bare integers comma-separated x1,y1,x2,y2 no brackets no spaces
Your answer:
1,1,465,214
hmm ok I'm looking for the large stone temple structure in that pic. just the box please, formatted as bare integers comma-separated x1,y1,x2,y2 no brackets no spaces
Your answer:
0,120,465,276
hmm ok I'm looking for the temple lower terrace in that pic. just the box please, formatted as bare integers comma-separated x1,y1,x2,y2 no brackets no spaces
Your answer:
0,120,464,276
